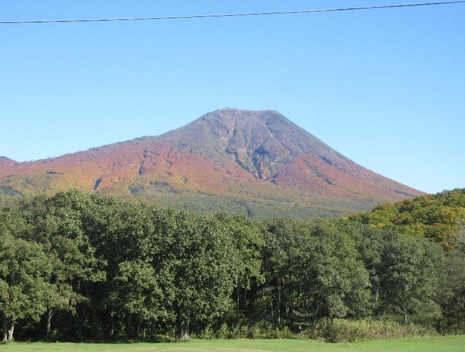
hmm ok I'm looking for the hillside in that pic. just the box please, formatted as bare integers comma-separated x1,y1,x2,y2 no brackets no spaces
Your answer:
0,108,422,218
0,156,16,167
350,188,465,250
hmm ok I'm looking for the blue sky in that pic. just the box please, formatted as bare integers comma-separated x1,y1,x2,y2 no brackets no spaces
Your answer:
1,0,464,194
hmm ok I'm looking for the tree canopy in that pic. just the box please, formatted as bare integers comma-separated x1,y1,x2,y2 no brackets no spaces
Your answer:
0,189,464,341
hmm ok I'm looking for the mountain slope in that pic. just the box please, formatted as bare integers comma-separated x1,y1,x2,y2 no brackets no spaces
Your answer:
0,156,16,167
0,108,422,218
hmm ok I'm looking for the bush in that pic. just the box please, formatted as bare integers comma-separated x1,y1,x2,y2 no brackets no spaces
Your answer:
309,318,438,343
203,323,298,340
149,334,176,343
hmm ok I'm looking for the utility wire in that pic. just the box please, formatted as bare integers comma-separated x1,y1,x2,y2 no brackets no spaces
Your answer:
1,0,464,24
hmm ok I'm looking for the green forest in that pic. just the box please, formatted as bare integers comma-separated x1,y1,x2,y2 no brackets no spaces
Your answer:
1,189,465,343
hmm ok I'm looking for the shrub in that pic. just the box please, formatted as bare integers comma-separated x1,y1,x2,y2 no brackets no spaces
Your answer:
309,318,438,343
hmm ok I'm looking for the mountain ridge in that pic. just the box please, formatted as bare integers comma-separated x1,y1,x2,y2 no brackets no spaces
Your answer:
0,108,422,218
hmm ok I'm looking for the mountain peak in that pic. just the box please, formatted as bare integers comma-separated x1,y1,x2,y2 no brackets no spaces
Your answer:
168,108,344,180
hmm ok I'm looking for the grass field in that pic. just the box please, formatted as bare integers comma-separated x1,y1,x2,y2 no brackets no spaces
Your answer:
2,336,465,352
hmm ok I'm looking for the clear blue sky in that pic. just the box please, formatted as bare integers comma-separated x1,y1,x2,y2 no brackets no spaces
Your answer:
1,0,464,194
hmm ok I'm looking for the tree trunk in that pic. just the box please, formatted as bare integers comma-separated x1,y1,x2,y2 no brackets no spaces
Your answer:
2,315,7,343
109,309,115,336
178,314,190,340
277,278,282,327
46,308,55,339
403,311,408,325
127,313,133,338
236,277,240,324
136,315,142,339
7,321,14,342
270,300,273,320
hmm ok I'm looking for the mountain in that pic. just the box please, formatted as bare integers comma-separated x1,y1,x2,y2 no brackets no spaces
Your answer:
0,108,422,218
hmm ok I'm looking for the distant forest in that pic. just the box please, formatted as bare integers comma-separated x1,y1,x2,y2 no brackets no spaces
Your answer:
1,189,465,342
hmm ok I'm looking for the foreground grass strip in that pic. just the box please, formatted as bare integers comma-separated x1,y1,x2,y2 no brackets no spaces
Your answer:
3,336,465,352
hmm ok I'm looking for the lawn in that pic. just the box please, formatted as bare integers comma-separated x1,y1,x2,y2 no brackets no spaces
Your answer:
3,336,465,352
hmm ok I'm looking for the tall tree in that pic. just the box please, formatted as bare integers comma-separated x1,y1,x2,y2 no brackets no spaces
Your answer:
92,200,167,338
260,219,371,328
298,220,371,319
0,233,52,342
437,251,465,330
214,213,265,324
13,191,105,339
154,210,235,339
111,260,164,338
377,233,442,324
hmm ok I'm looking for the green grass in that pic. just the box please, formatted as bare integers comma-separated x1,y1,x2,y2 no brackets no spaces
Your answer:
3,336,465,352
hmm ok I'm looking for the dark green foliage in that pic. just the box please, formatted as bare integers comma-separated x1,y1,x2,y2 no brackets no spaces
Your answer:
376,233,442,324
0,233,52,342
257,218,371,329
1,189,465,342
437,252,465,331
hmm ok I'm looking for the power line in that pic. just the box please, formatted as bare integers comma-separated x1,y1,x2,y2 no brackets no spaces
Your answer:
1,1,465,25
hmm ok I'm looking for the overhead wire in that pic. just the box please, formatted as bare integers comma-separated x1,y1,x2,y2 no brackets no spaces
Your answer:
1,0,465,25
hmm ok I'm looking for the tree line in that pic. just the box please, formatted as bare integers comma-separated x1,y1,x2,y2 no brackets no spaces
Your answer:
1,189,465,342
